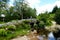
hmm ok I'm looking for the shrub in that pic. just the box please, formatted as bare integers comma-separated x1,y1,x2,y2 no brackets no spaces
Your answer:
34,21,45,30
23,20,30,24
7,25,16,31
20,23,30,29
0,29,7,37
39,21,45,29
45,20,52,26
37,13,53,26
0,26,6,29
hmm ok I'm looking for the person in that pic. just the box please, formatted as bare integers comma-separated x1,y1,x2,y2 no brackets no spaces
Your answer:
36,20,40,33
36,20,40,27
30,21,34,31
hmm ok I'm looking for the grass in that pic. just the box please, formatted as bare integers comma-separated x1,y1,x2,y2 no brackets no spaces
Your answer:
0,20,31,40
0,21,5,24
0,29,29,40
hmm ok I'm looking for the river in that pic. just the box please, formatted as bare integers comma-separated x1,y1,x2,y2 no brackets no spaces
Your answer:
37,32,55,40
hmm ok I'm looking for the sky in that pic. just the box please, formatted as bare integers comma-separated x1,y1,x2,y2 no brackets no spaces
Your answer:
9,0,60,15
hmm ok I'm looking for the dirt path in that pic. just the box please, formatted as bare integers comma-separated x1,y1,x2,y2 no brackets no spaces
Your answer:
11,36,28,40
11,29,48,40
27,31,38,40
12,32,38,40
11,30,38,40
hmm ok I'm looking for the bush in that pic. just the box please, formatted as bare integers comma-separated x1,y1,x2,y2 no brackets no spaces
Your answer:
45,20,52,26
13,23,31,32
39,21,45,29
37,13,52,26
7,25,16,31
0,26,6,29
0,29,7,37
20,23,30,29
23,20,30,24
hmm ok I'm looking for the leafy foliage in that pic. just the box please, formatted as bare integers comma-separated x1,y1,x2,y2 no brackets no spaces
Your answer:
55,8,60,24
0,20,31,40
0,0,36,22
7,25,16,31
37,12,52,26
52,6,58,13
0,29,7,37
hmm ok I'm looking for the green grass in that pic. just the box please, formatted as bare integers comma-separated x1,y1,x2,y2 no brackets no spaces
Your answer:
0,29,29,40
0,20,31,40
0,21,5,24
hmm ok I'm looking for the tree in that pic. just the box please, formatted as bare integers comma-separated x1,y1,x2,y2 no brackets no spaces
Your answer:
37,12,52,26
52,6,58,13
0,0,8,21
22,6,36,19
15,0,24,19
0,0,37,21
2,0,8,2
15,0,36,19
55,8,60,24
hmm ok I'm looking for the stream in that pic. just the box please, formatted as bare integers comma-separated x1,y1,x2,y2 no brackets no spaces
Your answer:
48,32,55,40
37,32,55,40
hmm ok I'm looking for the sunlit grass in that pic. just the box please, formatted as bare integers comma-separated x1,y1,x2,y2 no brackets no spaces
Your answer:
0,29,29,40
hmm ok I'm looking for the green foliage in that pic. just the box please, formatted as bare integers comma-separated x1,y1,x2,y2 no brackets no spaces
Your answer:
37,12,52,26
22,7,36,18
0,29,7,37
20,23,30,29
0,20,31,40
52,6,58,13
55,8,60,24
23,20,30,24
0,0,37,22
0,21,5,24
36,21,45,29
37,12,49,20
45,20,52,26
7,25,16,31
0,25,6,29
34,21,45,32
39,21,45,27
2,0,7,2
49,14,55,21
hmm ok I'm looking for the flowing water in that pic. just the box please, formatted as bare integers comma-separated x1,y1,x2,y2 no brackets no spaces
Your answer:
48,32,55,40
37,32,55,40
